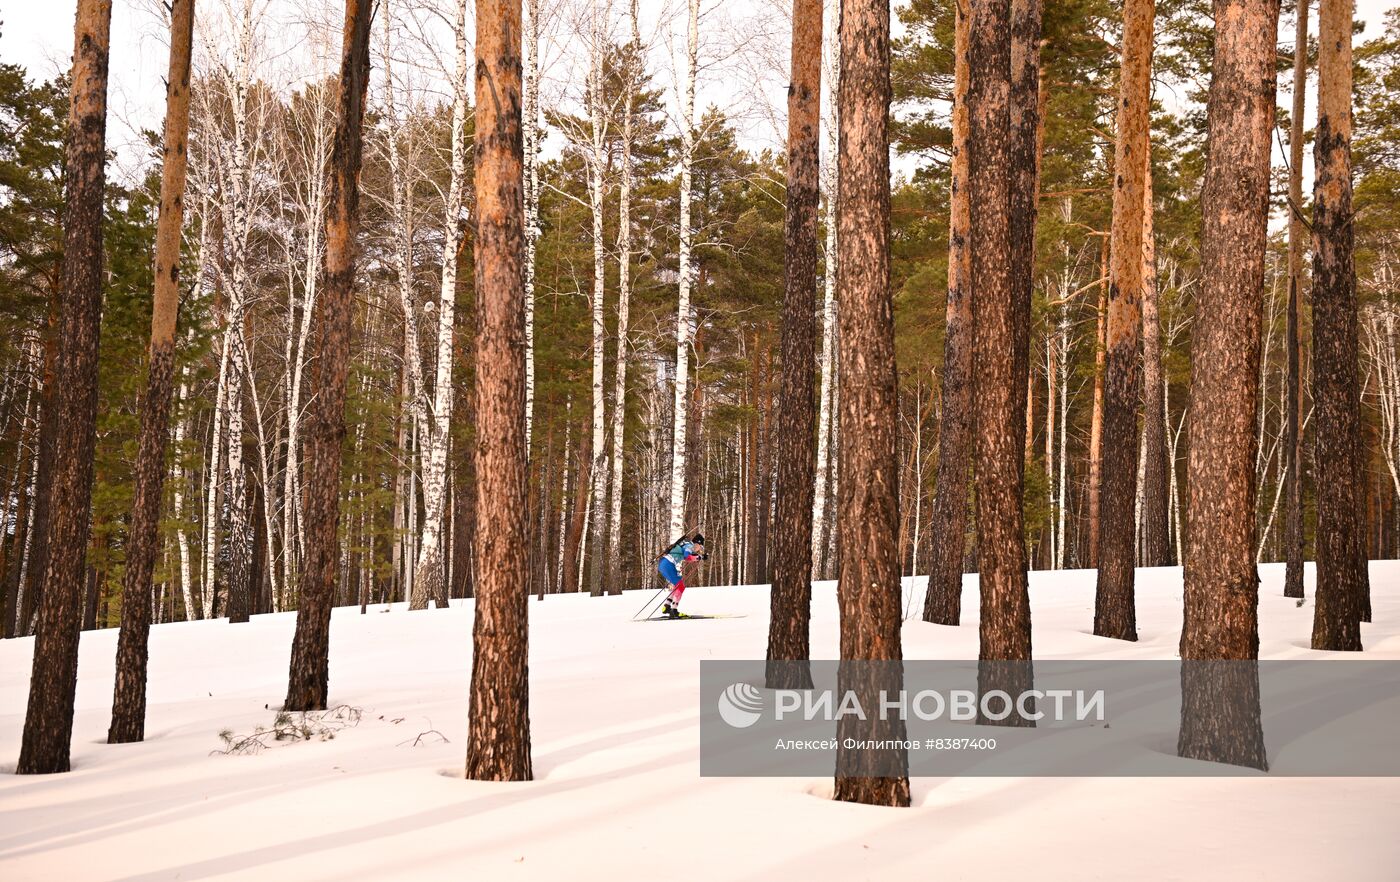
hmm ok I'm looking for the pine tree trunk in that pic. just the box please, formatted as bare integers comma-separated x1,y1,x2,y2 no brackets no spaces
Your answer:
452,312,477,599
1140,150,1172,567
1087,240,1108,568
970,0,1039,727
109,0,196,743
17,0,114,775
1311,0,1366,649
766,0,822,691
924,2,971,626
1177,0,1278,771
832,0,910,809
283,0,372,712
1095,0,1153,641
466,0,532,782
1283,4,1309,600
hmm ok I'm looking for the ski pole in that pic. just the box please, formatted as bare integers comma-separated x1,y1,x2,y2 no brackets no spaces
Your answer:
631,586,670,621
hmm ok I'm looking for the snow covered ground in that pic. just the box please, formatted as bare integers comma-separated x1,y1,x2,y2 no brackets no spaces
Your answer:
3,562,1399,881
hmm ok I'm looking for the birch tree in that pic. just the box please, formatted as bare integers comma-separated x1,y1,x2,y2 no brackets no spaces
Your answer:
668,0,699,537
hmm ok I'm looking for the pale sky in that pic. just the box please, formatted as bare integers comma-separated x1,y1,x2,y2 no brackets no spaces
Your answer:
1,0,1396,186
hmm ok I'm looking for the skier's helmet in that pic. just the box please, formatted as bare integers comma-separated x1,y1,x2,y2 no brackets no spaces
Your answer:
692,532,705,546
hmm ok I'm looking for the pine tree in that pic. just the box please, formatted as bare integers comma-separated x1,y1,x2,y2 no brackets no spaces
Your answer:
108,0,197,743
924,1,971,626
1095,0,1153,641
466,0,533,782
1283,0,1309,599
766,0,823,691
970,0,1037,716
283,0,373,712
1178,0,1278,772
832,0,910,809
17,0,115,774
1310,0,1366,650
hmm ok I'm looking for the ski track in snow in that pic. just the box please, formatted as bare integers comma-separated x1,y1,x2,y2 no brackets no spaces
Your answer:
2,562,1399,880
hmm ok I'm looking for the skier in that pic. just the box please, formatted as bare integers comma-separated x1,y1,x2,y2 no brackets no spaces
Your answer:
657,533,707,618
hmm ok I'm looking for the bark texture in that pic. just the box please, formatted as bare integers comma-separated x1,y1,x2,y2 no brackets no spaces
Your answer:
766,0,823,691
466,0,533,782
924,3,971,626
283,0,372,712
1310,0,1366,650
18,0,114,775
1177,0,1278,771
1140,152,1172,567
969,0,1034,686
1095,0,1153,641
831,0,909,809
1283,0,1309,599
109,0,196,744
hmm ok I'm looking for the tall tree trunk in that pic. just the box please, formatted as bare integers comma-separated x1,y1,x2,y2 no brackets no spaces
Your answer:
1008,0,1041,552
668,0,699,537
1088,240,1107,567
970,0,1036,712
109,0,196,743
1140,149,1172,567
2,368,38,638
466,0,532,782
1311,0,1366,649
811,3,839,580
1283,0,1309,599
523,0,540,446
586,0,610,597
766,0,822,691
1095,0,1153,641
412,0,468,610
606,0,640,595
452,297,477,599
283,0,372,712
17,0,114,775
924,2,971,626
832,0,909,809
22,282,62,636
173,372,195,618
1177,0,1278,771
561,422,591,594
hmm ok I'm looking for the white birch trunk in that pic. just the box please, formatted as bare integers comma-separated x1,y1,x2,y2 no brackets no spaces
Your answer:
173,370,194,619
524,0,541,446
586,0,611,594
668,0,699,537
810,0,840,575
410,0,467,609
606,0,640,590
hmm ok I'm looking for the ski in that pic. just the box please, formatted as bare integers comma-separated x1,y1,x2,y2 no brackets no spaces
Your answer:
636,614,747,622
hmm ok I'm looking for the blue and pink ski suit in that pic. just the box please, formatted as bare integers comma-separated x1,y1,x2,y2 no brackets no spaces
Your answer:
658,540,703,603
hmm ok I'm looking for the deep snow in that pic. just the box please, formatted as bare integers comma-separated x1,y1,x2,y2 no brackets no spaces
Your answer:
2,562,1399,880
